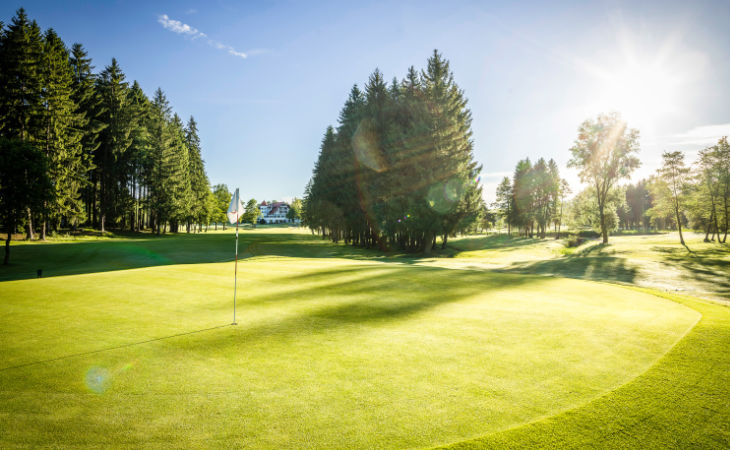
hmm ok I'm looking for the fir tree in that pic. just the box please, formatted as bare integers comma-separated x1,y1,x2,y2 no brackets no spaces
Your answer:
95,58,135,232
40,28,85,235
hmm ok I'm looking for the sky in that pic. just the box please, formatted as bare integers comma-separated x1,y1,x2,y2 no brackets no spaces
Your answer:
3,0,730,203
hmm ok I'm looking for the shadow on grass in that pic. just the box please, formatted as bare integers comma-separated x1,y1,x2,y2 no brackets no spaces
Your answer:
653,245,730,298
500,242,638,284
1,264,543,368
0,324,230,372
0,232,400,282
172,266,541,352
449,234,546,253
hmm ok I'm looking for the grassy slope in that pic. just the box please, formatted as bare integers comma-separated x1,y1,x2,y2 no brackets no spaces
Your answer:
0,228,727,448
439,289,729,449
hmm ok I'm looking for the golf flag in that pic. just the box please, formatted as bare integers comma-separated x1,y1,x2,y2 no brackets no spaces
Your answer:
227,188,244,224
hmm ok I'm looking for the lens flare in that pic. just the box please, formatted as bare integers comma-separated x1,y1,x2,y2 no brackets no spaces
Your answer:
85,366,110,394
352,119,387,172
84,360,137,394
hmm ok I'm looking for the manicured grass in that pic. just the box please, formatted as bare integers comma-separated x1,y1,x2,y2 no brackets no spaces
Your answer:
445,232,729,303
438,289,730,449
0,229,727,448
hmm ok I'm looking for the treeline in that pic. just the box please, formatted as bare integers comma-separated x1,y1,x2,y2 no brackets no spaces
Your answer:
0,8,215,241
568,137,729,244
302,50,484,253
492,158,569,238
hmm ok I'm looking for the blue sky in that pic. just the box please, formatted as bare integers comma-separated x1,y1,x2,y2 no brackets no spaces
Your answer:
3,0,729,202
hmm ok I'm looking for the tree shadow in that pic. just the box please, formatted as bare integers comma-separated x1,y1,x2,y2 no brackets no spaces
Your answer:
169,266,542,352
0,232,401,281
500,243,638,284
1,264,543,368
652,245,730,298
449,234,548,253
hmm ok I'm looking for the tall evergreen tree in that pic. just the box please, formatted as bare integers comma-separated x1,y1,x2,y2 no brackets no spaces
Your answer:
186,116,209,232
0,8,44,142
95,58,135,231
0,8,45,239
40,29,85,235
69,43,105,228
303,51,482,253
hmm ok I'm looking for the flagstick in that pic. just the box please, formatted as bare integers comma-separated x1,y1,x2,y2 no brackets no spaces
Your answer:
233,206,239,325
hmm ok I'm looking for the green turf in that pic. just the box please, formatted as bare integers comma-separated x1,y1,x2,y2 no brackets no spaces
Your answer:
439,232,730,303
0,229,727,448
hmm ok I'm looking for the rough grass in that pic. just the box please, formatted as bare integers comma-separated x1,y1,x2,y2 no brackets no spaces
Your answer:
0,229,727,448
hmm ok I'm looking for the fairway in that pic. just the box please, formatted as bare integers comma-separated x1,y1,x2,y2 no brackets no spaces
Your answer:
0,230,708,448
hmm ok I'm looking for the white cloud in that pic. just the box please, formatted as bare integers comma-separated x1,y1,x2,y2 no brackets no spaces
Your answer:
158,14,202,37
664,123,730,146
157,14,248,59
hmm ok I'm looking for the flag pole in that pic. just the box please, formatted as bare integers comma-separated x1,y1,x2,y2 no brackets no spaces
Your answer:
233,189,239,325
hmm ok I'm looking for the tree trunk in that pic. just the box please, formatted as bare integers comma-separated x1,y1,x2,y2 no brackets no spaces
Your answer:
723,197,729,243
675,202,688,250
4,221,12,265
101,214,106,233
599,204,608,244
441,234,448,249
26,208,35,240
423,231,434,255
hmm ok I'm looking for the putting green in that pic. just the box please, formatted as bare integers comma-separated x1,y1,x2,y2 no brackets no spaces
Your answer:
0,253,699,448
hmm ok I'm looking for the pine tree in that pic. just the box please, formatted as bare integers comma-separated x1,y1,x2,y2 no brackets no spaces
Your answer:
127,81,152,231
494,176,513,235
419,50,482,253
147,88,173,233
0,138,52,263
40,28,85,236
69,43,104,229
166,113,191,232
0,8,44,142
95,58,135,232
0,8,45,239
303,51,482,253
185,116,209,232
243,199,260,225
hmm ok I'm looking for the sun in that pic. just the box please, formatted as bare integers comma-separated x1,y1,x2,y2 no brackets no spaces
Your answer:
577,29,701,133
596,61,681,128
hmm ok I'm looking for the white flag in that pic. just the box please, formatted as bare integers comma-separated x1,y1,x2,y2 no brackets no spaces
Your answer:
227,188,245,224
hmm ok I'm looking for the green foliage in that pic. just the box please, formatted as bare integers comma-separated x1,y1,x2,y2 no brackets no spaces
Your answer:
0,8,44,142
570,186,625,234
287,197,302,221
243,198,260,225
303,50,484,253
493,176,513,233
40,29,85,228
211,184,231,227
502,157,564,238
0,9,211,235
693,137,730,242
0,138,52,263
568,112,641,243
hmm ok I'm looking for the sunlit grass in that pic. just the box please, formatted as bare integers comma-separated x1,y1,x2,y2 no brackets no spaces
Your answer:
0,230,708,448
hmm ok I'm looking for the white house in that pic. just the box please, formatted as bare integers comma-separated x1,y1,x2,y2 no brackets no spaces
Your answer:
258,201,300,224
